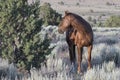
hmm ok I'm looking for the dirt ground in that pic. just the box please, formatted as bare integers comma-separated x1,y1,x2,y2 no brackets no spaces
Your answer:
39,0,120,15
28,0,120,24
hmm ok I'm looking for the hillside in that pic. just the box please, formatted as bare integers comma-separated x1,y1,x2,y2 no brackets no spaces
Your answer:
29,0,120,26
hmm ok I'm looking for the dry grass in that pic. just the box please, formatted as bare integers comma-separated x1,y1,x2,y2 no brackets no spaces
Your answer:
0,26,120,80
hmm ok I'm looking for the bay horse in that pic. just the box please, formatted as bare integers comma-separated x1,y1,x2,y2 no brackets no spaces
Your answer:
58,11,93,73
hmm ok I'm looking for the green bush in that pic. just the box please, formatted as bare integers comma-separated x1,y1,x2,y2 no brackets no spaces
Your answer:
106,2,112,6
97,22,104,27
0,0,53,70
40,3,62,26
58,1,64,5
88,16,92,22
104,16,120,27
76,3,80,6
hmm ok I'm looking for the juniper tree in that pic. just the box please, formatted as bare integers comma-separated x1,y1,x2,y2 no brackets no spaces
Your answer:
0,0,53,70
39,2,62,26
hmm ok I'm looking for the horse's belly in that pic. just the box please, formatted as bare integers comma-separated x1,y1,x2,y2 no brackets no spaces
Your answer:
81,35,93,46
76,34,92,46
81,40,90,46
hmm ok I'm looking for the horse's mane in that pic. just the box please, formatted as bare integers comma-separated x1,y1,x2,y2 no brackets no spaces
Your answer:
67,12,92,33
69,13,90,27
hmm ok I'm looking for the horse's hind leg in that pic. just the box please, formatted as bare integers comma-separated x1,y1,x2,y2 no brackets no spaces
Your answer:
77,46,83,74
87,44,93,70
72,45,76,64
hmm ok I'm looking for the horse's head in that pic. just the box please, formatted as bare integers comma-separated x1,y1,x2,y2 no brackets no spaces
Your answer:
58,11,71,34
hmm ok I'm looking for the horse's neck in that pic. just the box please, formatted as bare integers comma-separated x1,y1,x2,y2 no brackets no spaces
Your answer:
71,20,86,34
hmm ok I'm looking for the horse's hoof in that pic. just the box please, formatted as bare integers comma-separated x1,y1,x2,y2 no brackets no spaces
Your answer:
70,68,76,73
87,66,91,70
77,70,82,74
77,71,83,76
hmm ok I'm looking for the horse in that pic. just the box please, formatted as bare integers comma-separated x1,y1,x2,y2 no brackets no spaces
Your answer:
58,11,93,73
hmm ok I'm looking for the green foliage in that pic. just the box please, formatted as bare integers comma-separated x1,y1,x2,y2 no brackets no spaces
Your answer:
88,16,92,21
104,16,120,27
58,1,64,5
90,9,94,13
97,22,103,27
106,2,112,6
40,3,62,26
76,3,80,6
0,0,53,70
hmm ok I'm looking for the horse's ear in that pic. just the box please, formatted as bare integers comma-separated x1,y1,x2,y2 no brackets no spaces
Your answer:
65,11,69,16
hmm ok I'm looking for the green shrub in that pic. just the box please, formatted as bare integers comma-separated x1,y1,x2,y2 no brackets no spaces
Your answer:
76,3,80,6
104,16,120,27
97,22,103,27
40,3,62,26
88,16,92,21
90,9,94,13
106,2,112,6
58,1,64,5
0,0,53,70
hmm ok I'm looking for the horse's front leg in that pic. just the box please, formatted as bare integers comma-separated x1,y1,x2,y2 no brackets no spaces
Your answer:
67,43,72,64
69,44,77,73
66,44,75,73
77,45,83,74
68,44,76,64
87,44,93,70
